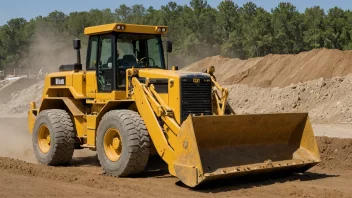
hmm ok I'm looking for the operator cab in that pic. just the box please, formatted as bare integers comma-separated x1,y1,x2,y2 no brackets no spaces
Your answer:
84,23,172,93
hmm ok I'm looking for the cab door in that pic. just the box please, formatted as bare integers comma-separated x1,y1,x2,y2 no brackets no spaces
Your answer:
86,36,98,98
96,35,114,93
86,34,117,98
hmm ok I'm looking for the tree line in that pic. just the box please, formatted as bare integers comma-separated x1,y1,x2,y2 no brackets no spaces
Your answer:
1,0,352,71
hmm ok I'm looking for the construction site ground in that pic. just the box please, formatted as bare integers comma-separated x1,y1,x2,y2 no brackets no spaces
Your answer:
0,116,351,197
0,48,352,197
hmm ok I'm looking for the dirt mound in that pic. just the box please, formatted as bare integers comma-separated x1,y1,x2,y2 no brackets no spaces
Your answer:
186,49,352,88
226,74,352,124
316,137,352,171
0,79,12,89
0,80,43,114
0,78,39,103
2,71,351,124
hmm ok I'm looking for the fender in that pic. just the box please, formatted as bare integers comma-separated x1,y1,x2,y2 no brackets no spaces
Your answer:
28,97,136,141
28,97,85,135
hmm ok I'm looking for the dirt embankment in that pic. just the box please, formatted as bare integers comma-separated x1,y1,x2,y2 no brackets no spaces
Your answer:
317,137,352,171
184,48,352,124
0,79,43,115
0,78,39,104
227,74,352,123
0,136,350,197
1,49,351,124
185,48,352,88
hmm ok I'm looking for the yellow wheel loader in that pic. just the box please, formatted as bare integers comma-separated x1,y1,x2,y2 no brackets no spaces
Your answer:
28,23,321,187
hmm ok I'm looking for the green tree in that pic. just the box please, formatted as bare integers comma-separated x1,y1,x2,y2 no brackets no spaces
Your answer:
129,5,146,24
0,18,34,68
271,3,304,54
45,11,68,32
343,11,352,49
2,1,352,71
216,0,242,57
324,7,349,49
89,9,115,26
303,6,325,49
144,6,163,25
66,11,92,37
252,7,273,57
115,4,132,23
182,0,218,58
160,2,184,52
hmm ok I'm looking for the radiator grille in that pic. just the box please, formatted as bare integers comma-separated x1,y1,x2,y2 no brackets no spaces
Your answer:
180,77,212,122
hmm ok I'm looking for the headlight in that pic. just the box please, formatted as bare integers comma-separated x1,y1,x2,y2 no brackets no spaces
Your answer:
116,25,126,30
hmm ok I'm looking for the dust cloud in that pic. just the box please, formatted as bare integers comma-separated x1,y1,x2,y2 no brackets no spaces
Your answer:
0,24,81,163
19,24,80,75
0,117,36,163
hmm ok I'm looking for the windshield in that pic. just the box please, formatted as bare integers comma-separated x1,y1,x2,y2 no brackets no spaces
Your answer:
116,34,165,69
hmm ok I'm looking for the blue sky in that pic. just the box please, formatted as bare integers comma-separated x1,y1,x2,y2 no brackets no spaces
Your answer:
0,0,351,25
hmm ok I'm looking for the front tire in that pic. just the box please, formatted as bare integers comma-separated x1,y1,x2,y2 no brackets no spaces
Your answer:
32,109,75,165
96,110,150,177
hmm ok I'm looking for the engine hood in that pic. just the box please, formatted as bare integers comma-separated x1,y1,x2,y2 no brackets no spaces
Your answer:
137,68,211,79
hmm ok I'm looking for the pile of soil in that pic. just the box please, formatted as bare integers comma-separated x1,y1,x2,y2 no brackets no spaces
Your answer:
0,79,42,114
0,79,11,89
1,49,352,125
185,48,352,88
316,137,352,171
1,73,351,124
226,74,352,123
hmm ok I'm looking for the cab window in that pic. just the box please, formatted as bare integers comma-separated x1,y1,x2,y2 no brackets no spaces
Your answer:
87,36,98,70
97,36,113,92
147,38,162,67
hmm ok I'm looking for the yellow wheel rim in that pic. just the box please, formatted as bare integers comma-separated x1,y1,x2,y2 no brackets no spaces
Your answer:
38,124,51,154
104,128,122,162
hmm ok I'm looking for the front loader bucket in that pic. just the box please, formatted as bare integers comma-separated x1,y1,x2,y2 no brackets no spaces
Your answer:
173,113,321,187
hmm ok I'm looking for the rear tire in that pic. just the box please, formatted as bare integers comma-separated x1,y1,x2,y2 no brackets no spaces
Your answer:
96,110,150,177
32,109,75,165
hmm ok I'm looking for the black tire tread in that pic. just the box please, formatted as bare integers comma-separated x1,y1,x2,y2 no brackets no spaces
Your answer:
97,110,150,177
33,109,75,165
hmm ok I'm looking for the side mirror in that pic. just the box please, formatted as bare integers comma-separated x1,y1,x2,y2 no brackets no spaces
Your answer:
73,38,81,50
166,40,173,53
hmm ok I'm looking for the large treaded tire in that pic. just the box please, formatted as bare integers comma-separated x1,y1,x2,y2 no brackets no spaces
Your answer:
32,109,75,165
96,110,150,177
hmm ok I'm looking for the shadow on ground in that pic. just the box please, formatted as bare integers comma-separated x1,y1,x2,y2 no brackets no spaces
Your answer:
65,152,338,193
69,154,172,178
70,154,101,167
177,171,339,193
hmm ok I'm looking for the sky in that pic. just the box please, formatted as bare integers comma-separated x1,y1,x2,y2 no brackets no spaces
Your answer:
0,0,351,25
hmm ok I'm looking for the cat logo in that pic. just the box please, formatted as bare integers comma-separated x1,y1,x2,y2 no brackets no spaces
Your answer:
55,78,65,85
193,78,200,83
51,77,66,86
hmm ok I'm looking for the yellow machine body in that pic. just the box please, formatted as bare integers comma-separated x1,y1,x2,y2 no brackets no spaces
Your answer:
28,23,321,187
